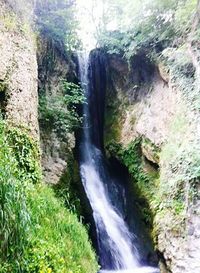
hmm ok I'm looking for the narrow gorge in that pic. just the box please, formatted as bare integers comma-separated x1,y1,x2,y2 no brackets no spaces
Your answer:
0,0,200,273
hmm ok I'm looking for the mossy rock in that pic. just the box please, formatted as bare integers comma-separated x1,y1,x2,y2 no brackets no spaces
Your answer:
141,138,161,165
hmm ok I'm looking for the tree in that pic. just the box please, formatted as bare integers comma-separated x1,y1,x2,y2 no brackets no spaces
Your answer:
35,0,80,51
96,0,199,59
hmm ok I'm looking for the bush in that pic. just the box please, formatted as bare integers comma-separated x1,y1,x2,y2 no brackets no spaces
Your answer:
6,126,41,184
98,0,199,60
39,81,85,140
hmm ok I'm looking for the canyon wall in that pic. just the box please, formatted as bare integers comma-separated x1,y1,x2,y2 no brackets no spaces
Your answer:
104,51,200,273
37,34,77,184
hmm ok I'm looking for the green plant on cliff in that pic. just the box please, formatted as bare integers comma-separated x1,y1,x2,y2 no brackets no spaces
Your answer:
160,108,200,210
0,118,98,273
107,138,149,186
39,81,85,140
54,153,82,216
106,138,159,226
6,127,41,184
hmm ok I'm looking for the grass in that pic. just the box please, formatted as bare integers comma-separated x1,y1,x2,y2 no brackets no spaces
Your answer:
23,184,98,273
0,119,98,273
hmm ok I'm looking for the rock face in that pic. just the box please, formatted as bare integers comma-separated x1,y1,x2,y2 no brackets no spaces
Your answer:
37,35,77,184
105,53,180,147
0,0,76,185
0,0,39,139
104,51,200,273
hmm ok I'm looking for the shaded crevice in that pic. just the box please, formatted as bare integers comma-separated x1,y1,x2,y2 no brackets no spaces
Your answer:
108,157,158,267
88,49,107,150
0,80,8,118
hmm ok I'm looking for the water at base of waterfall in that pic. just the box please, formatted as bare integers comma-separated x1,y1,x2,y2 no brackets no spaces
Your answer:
100,268,160,273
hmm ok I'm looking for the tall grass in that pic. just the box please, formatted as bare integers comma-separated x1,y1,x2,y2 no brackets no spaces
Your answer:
0,121,30,267
24,184,98,273
0,119,98,273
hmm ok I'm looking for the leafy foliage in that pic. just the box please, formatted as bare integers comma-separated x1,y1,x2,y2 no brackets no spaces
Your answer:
39,81,85,140
160,107,200,202
106,138,159,225
23,184,98,273
35,0,80,51
97,0,199,59
6,127,41,184
107,138,149,185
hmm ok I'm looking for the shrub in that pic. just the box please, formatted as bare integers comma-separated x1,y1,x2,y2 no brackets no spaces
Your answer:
39,81,85,140
6,126,41,184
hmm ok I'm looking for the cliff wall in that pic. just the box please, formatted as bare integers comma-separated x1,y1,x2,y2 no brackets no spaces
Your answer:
104,51,200,273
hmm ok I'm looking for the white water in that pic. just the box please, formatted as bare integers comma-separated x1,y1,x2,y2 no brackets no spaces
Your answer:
78,52,159,273
100,269,159,273
81,161,139,269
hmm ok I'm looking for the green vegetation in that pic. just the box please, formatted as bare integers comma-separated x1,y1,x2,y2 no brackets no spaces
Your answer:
35,0,80,51
22,184,98,273
106,134,191,237
6,126,41,184
104,99,122,145
0,119,98,273
39,81,85,140
0,11,18,31
0,80,7,93
160,107,200,208
97,0,199,60
102,0,200,236
53,153,82,216
106,138,159,227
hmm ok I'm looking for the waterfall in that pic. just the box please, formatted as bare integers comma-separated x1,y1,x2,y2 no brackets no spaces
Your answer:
78,52,159,273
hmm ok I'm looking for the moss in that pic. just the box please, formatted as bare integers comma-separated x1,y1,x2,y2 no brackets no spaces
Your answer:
105,135,190,247
141,138,161,164
107,129,191,239
0,80,7,93
104,100,122,146
1,12,18,32
106,138,158,229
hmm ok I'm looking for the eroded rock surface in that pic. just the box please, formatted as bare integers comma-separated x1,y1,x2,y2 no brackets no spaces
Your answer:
0,1,39,139
104,52,200,273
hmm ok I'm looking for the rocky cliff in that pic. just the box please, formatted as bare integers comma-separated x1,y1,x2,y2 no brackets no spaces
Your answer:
0,0,81,199
0,0,39,139
104,50,200,273
37,34,77,184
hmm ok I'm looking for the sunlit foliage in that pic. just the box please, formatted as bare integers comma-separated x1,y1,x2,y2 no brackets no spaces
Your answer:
35,0,80,51
97,0,199,59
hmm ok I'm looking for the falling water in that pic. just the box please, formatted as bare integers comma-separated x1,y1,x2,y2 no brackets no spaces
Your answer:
78,51,160,273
